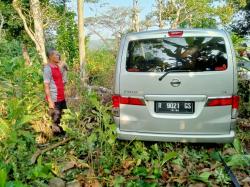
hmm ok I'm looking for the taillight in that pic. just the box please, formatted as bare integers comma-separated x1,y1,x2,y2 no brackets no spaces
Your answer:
206,96,240,119
206,96,240,108
112,95,145,108
112,95,120,108
232,95,240,109
206,97,232,107
120,97,145,106
168,31,183,37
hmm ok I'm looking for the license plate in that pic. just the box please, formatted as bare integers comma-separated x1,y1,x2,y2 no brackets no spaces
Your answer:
155,101,194,114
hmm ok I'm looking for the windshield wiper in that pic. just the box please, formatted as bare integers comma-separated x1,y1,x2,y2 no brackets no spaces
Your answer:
159,69,202,81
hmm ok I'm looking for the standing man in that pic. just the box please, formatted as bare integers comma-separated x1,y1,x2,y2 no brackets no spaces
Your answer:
43,49,67,135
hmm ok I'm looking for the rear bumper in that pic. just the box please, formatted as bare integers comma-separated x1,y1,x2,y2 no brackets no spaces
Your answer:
117,129,235,143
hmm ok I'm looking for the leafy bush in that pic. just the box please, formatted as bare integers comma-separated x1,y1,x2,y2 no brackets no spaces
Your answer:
0,40,22,58
56,12,79,66
0,52,53,185
238,79,250,118
86,49,115,88
0,43,249,186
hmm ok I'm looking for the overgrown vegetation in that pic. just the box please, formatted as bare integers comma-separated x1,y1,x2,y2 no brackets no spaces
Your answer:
0,0,250,186
238,79,250,118
86,49,116,88
0,40,249,186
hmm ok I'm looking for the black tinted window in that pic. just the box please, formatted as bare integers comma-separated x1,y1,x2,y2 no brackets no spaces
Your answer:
126,37,228,72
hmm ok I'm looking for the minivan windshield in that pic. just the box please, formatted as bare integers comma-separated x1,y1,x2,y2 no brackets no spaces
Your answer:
126,37,228,72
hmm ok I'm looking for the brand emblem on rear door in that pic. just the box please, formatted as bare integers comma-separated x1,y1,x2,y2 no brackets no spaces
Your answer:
170,79,181,87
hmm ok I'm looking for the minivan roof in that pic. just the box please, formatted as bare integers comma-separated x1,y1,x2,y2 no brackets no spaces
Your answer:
125,29,227,38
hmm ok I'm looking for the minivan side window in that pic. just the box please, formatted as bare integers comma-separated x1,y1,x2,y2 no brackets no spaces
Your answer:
126,37,228,72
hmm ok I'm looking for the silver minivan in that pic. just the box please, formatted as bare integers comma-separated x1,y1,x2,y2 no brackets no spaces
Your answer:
112,29,239,143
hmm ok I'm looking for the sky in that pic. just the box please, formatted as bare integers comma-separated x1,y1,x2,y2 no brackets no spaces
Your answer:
68,0,155,19
67,0,155,39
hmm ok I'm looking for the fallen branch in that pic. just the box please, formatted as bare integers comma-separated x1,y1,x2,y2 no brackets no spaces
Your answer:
30,137,72,164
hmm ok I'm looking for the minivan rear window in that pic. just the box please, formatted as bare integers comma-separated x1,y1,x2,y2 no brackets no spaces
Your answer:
126,37,228,72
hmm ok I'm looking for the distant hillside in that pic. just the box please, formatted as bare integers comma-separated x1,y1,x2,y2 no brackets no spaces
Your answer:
88,39,115,50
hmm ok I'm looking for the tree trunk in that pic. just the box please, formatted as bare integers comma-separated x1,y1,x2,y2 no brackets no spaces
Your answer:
171,7,181,29
0,12,4,40
63,0,67,14
13,0,47,64
132,0,140,32
157,0,164,29
30,0,47,64
22,44,32,66
77,0,87,85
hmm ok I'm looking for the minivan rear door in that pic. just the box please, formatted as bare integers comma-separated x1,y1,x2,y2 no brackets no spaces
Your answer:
119,30,234,134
